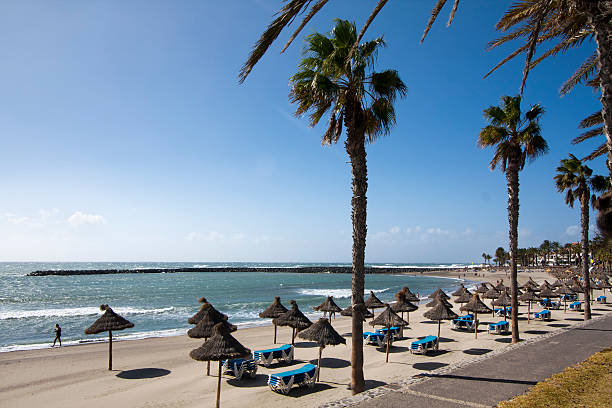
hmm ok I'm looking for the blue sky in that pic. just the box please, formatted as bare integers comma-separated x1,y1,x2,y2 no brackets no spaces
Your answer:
0,1,605,262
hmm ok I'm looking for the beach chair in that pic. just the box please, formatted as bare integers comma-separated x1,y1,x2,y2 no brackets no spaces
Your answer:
561,294,577,301
596,296,606,304
376,326,401,339
494,308,508,317
569,301,582,311
221,358,257,380
267,363,318,394
487,321,509,334
363,332,391,347
534,309,551,321
410,335,438,354
253,344,294,367
451,317,477,331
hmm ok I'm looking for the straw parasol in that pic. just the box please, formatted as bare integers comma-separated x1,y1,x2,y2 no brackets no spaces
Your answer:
391,292,418,337
297,318,345,381
340,304,373,320
556,285,576,312
551,279,564,288
483,286,500,309
518,289,541,324
460,294,491,339
428,288,450,300
494,280,508,292
454,291,472,307
423,301,458,347
272,300,312,345
539,280,553,291
369,305,409,363
84,304,134,370
401,287,421,303
426,295,453,309
188,298,228,325
491,291,512,321
475,283,489,294
190,322,251,408
538,287,558,299
259,297,288,344
364,291,386,317
313,296,343,321
452,284,467,297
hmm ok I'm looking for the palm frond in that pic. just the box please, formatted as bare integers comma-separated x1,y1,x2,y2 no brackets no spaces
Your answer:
370,70,407,102
572,127,604,145
239,0,312,83
578,111,603,129
421,0,448,43
281,0,331,54
447,0,460,27
582,143,608,161
478,126,508,147
560,52,597,96
347,0,389,64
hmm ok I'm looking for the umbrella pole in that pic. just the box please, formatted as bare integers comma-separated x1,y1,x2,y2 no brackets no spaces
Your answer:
385,329,390,363
291,328,295,345
108,330,112,371
437,320,441,350
400,312,404,338
216,360,222,408
273,324,277,344
474,313,478,339
317,347,322,381
527,302,530,324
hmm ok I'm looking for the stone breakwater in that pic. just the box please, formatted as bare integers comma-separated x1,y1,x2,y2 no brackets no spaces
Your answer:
27,266,444,276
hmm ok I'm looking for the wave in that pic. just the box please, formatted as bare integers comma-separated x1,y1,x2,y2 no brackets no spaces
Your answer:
296,288,389,299
0,306,174,320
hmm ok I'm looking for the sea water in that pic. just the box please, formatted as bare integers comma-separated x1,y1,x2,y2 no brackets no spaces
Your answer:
0,262,474,352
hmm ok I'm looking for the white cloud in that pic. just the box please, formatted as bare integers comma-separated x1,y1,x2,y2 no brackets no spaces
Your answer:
67,211,106,227
207,231,224,242
463,228,473,235
389,226,401,234
565,225,580,236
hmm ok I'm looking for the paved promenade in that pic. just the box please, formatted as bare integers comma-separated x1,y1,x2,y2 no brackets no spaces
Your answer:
326,306,612,408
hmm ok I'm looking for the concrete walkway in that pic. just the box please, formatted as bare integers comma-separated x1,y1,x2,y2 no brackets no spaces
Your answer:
352,310,612,407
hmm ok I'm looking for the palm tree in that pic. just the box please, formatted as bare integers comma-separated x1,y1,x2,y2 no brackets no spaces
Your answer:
486,254,492,265
482,252,487,265
554,154,608,320
289,19,406,394
478,95,548,343
540,240,551,265
495,247,506,267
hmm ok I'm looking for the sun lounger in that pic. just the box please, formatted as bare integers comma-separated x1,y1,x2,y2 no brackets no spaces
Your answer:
534,309,551,321
596,296,606,304
569,301,582,311
268,363,318,394
253,344,294,367
410,335,438,354
363,331,391,347
539,298,561,309
222,358,257,380
494,308,508,317
451,318,477,330
376,326,401,339
561,294,577,301
487,321,509,334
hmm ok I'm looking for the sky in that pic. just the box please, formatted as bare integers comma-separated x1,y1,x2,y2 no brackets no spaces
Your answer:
0,1,606,263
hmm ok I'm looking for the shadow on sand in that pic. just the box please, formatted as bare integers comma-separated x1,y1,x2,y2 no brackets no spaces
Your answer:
462,348,492,356
413,362,449,371
424,373,537,386
116,368,171,379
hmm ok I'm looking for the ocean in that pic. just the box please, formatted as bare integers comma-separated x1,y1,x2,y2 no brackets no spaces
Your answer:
0,262,474,352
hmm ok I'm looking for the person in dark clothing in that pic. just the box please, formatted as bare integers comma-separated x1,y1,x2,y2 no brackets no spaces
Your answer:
53,324,62,347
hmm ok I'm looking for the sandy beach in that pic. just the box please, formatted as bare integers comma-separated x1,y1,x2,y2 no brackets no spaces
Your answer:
2,268,610,408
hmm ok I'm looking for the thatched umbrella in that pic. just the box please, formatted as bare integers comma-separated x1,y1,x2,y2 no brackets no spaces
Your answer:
364,291,386,317
428,288,450,300
84,304,134,370
426,295,453,309
369,305,408,363
518,289,541,324
491,291,512,321
599,279,612,294
313,296,342,321
259,297,288,344
494,280,508,292
272,300,312,345
401,287,421,303
188,298,228,325
391,292,418,337
190,322,250,408
483,286,500,315
551,279,564,288
297,318,345,381
340,304,373,320
538,286,558,300
539,280,553,291
476,283,489,294
452,284,467,297
188,303,237,375
556,285,576,312
423,301,458,347
460,294,491,339
454,291,472,307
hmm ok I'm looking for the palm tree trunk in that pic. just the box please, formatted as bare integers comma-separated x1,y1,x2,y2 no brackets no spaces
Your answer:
507,154,521,344
577,1,612,180
345,98,367,395
581,190,592,320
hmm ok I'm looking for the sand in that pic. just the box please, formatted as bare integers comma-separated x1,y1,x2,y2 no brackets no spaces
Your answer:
1,268,610,408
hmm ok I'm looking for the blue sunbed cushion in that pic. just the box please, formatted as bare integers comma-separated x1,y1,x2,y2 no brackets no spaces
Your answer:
269,364,317,381
255,344,292,355
413,335,437,345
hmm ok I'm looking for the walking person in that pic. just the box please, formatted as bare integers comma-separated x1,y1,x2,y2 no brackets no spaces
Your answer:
52,324,62,347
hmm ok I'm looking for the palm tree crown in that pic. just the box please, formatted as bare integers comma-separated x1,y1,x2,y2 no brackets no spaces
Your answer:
555,154,609,207
290,19,406,145
478,95,548,171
